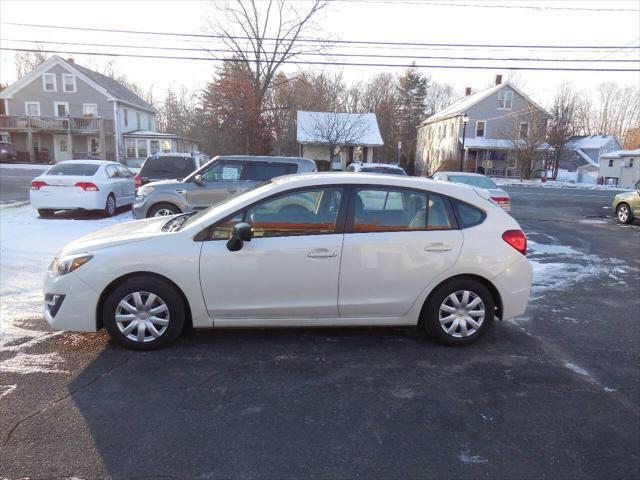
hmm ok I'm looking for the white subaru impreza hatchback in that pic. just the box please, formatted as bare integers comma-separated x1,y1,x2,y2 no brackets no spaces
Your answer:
44,173,532,350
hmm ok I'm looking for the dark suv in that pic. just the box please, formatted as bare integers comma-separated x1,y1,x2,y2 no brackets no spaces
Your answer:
0,142,17,163
135,153,210,188
133,155,317,218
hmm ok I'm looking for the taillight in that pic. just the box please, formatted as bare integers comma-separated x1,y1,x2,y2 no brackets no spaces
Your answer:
134,174,141,189
75,182,99,191
502,230,527,256
492,196,510,204
31,180,48,190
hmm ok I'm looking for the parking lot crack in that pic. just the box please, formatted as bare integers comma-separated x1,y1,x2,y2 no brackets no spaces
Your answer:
1,354,133,446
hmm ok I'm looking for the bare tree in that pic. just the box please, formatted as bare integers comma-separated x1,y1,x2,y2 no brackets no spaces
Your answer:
208,0,328,114
14,45,47,79
301,112,370,166
504,105,549,180
547,83,578,179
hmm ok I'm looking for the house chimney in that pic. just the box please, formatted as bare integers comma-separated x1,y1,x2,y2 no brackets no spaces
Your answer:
495,74,502,86
67,58,75,64
465,87,472,96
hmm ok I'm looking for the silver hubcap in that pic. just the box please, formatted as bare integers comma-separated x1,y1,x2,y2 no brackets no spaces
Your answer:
107,196,115,214
154,208,175,217
618,206,628,221
115,291,170,343
439,290,485,338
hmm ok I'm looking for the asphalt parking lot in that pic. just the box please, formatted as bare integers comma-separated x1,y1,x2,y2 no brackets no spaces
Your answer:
1,178,639,479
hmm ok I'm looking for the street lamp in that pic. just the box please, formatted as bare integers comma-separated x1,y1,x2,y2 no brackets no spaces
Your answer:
459,113,469,172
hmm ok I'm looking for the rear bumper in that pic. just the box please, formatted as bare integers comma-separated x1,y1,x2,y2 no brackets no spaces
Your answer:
43,270,100,332
492,254,532,320
30,189,106,210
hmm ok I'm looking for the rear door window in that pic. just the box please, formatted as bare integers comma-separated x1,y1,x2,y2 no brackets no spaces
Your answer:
140,156,195,179
241,162,297,181
46,163,99,176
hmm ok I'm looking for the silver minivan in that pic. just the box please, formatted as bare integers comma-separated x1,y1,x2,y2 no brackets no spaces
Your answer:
133,155,317,218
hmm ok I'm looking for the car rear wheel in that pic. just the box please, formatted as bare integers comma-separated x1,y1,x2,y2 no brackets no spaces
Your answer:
616,203,633,224
103,276,185,350
104,193,116,217
422,278,495,346
38,209,55,218
148,202,181,218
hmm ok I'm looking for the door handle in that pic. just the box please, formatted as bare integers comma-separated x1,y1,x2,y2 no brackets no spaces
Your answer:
425,243,452,252
307,249,338,258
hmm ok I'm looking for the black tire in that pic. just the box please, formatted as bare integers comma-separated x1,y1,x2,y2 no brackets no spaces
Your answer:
147,202,182,218
422,278,495,346
616,203,634,224
38,209,55,218
102,276,186,350
104,193,116,217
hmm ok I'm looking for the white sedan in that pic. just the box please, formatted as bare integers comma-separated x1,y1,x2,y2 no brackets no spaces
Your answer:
30,160,135,218
432,172,511,212
43,173,532,350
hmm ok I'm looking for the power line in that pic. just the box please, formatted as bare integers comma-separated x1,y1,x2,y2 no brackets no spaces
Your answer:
4,38,638,63
3,22,639,50
2,47,638,72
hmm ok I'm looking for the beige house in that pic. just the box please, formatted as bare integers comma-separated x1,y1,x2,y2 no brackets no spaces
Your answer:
599,150,640,188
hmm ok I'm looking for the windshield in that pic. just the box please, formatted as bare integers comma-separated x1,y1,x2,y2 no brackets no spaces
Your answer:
180,180,274,230
46,163,100,176
140,156,195,179
361,166,406,175
448,175,497,189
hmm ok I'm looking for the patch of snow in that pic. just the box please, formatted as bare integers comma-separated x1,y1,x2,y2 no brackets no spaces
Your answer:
0,352,69,374
603,386,616,393
459,449,488,465
493,177,632,191
0,205,131,349
563,362,591,377
0,384,17,399
0,163,50,171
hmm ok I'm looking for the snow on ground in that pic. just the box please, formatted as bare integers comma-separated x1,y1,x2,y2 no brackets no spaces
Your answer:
493,178,633,191
0,205,132,350
0,163,50,171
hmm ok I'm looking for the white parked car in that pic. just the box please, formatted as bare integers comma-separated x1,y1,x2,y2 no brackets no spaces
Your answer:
43,173,532,350
30,160,135,218
432,172,511,212
347,162,407,175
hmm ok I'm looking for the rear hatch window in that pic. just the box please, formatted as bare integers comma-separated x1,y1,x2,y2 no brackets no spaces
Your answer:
140,156,195,179
46,163,99,176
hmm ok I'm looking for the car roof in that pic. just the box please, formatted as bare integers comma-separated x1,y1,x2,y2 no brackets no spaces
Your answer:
358,163,404,169
53,160,116,166
214,155,316,166
437,171,487,177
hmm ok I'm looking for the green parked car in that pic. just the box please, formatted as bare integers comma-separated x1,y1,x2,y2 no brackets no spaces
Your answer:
612,180,640,224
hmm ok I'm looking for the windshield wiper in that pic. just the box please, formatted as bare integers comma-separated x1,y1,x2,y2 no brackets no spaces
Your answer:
161,212,195,232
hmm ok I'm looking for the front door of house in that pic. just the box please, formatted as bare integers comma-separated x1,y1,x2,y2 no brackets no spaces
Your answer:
54,135,72,161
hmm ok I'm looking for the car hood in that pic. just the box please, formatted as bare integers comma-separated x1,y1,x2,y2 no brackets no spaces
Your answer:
145,179,184,189
615,191,638,201
58,216,170,256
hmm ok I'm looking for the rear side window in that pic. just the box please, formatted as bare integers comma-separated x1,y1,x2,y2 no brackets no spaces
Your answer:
140,156,195,179
46,163,99,176
241,162,297,181
453,200,486,228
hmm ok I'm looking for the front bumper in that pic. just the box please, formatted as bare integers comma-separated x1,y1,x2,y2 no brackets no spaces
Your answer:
132,196,153,219
43,270,100,332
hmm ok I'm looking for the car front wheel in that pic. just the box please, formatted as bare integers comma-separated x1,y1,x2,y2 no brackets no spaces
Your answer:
148,202,181,218
102,276,186,350
616,203,633,224
422,278,495,346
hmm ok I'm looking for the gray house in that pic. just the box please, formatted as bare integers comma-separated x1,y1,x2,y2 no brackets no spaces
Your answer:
0,55,197,164
559,135,621,172
416,76,551,177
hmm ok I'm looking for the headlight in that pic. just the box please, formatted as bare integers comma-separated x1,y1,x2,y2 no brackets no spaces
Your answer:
136,185,155,197
48,253,93,277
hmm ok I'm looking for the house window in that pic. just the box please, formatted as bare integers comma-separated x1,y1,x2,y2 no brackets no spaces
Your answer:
123,108,129,127
88,137,100,155
25,102,41,116
608,159,614,167
136,112,141,129
519,122,529,139
82,104,98,116
147,114,151,130
150,140,160,155
498,90,513,110
136,139,147,158
62,74,76,92
630,158,634,167
54,102,69,117
162,139,172,151
476,120,486,137
42,73,56,92
126,139,136,158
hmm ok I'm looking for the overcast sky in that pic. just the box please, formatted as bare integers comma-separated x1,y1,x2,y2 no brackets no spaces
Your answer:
1,0,638,106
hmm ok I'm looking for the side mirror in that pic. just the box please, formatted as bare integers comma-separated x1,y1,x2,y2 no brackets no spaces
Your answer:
226,222,253,251
194,174,204,185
